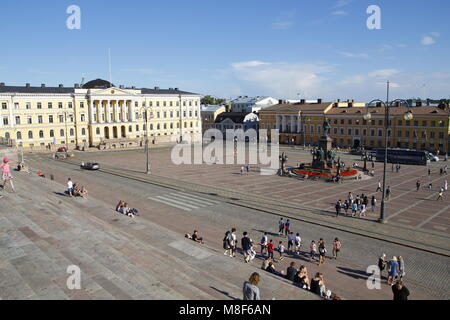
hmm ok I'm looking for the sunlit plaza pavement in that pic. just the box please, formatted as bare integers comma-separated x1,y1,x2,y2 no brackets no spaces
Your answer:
5,144,447,300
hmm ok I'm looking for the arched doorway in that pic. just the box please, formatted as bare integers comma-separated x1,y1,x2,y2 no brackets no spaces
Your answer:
121,126,126,138
104,127,110,139
113,127,118,139
353,139,361,149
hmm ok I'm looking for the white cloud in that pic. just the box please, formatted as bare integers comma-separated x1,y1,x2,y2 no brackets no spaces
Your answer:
421,36,435,46
335,0,351,8
430,32,440,37
338,52,369,58
230,60,334,98
332,10,348,15
271,11,296,30
369,69,399,78
230,61,270,69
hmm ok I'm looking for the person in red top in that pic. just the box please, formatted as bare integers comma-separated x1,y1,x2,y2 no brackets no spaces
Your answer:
266,239,274,259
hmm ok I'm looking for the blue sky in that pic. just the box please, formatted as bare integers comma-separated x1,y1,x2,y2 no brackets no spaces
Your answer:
0,0,449,101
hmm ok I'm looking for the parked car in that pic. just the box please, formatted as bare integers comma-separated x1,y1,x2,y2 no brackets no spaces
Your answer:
57,147,68,153
81,162,100,170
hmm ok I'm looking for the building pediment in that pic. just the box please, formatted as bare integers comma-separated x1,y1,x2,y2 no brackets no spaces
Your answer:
88,87,139,96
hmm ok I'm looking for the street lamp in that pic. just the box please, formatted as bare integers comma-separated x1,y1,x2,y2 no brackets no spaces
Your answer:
139,106,153,174
364,99,413,223
303,117,310,148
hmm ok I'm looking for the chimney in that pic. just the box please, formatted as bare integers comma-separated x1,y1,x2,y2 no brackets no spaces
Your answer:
300,99,306,104
119,85,124,89
41,84,46,88
131,86,136,89
154,86,160,90
416,101,422,107
59,84,64,88
175,88,179,91
337,99,340,103
278,99,284,105
169,88,173,90
74,83,80,88
26,83,31,87
317,99,322,104
0,82,4,87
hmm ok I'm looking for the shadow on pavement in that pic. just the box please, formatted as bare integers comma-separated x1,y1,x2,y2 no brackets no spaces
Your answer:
210,287,240,300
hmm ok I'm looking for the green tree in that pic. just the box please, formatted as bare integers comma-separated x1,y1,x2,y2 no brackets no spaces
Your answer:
201,95,226,105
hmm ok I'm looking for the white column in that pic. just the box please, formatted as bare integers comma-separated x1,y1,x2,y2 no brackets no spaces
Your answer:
106,100,111,123
89,100,95,124
129,101,135,122
291,116,295,133
297,116,301,133
281,115,286,133
276,116,280,132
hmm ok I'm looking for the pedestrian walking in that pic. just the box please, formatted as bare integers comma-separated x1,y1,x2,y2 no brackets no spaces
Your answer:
348,192,354,204
360,203,367,217
294,233,302,254
310,240,317,261
246,165,250,173
398,256,406,280
318,238,326,266
437,189,444,201
335,200,342,217
259,232,268,255
223,231,233,257
387,256,400,285
351,201,358,217
278,218,284,235
386,186,391,201
332,238,341,259
343,200,349,215
267,239,275,259
243,273,261,300
371,196,377,212
376,180,382,192
378,254,387,278
287,232,294,253
416,180,421,192
67,178,74,197
241,232,254,263
230,228,237,257
284,219,291,237
392,281,410,300
0,158,15,193
391,164,395,172
428,168,431,177
444,180,448,191
277,241,285,261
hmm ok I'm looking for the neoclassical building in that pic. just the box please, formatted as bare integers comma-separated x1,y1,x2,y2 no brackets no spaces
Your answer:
0,79,202,150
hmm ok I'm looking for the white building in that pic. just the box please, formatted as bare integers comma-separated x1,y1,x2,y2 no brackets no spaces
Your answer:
230,96,278,113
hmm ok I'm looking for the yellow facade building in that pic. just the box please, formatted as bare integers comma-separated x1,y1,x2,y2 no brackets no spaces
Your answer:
259,99,450,154
0,79,202,150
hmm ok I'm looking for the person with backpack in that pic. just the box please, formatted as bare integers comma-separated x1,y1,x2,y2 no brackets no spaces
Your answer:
259,232,268,255
335,200,342,217
223,231,232,257
241,232,253,263
332,238,342,259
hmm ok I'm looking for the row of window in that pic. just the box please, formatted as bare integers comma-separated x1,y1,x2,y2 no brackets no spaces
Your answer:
1,100,200,110
1,102,81,110
331,118,447,127
4,128,85,141
3,114,82,125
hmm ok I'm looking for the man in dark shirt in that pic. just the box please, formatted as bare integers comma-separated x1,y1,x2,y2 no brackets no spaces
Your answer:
286,262,298,281
392,281,410,300
241,232,253,263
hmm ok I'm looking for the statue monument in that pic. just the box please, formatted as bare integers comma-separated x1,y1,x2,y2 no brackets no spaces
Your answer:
311,118,337,171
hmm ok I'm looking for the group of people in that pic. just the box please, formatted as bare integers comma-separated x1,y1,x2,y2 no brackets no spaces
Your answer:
115,200,138,217
378,254,410,300
335,192,378,218
66,178,88,198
